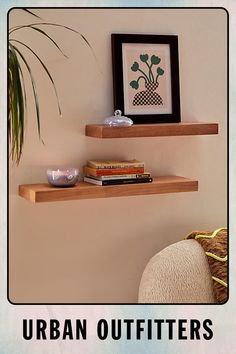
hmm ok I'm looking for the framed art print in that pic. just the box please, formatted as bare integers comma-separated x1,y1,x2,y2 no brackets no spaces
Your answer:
112,34,181,124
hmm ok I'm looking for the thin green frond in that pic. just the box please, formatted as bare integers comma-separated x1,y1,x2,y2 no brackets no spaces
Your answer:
10,43,42,144
8,45,25,164
9,22,94,55
22,9,42,20
9,22,100,70
10,39,62,117
9,25,68,58
8,18,97,164
18,63,27,118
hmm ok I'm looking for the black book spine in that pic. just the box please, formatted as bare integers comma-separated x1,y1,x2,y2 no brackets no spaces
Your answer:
102,178,153,186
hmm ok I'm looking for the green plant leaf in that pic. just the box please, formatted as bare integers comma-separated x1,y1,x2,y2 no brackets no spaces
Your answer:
131,62,139,72
157,67,164,75
8,45,25,164
9,25,68,58
10,43,42,145
9,23,93,52
17,61,28,116
8,19,97,164
22,9,43,20
10,22,99,69
10,38,62,117
140,54,148,62
151,55,161,65
130,80,139,89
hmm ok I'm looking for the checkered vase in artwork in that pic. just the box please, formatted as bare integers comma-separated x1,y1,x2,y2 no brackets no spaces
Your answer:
133,82,163,106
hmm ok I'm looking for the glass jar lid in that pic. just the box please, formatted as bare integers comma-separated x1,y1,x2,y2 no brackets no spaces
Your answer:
104,110,133,127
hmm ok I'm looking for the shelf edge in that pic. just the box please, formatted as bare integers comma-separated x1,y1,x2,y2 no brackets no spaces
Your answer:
85,122,219,138
18,176,198,203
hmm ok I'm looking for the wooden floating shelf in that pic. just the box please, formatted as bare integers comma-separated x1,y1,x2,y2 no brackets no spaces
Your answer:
85,122,218,138
19,176,198,203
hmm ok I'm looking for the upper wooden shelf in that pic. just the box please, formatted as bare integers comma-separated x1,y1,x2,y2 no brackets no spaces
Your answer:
85,122,218,138
19,176,198,203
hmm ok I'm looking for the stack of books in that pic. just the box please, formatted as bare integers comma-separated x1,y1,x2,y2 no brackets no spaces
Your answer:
83,159,152,186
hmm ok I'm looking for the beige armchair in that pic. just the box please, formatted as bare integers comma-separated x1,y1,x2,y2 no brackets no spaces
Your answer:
138,239,215,303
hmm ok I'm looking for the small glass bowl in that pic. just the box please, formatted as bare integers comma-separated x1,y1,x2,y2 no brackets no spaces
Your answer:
47,167,79,187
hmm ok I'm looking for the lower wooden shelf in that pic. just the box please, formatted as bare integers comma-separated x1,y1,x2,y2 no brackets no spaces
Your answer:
19,176,198,203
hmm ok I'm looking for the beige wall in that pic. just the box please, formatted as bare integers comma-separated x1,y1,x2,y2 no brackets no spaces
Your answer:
9,8,227,303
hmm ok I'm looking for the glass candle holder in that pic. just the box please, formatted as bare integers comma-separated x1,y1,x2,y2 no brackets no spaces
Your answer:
47,167,79,187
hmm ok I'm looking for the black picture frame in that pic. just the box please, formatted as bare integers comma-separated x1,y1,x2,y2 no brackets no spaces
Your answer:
111,34,181,124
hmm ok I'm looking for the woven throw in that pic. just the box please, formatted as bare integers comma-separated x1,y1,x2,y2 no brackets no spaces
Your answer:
186,228,228,304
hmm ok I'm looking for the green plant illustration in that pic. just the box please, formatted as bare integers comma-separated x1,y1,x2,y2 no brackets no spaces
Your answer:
130,54,164,90
8,9,94,164
129,54,165,107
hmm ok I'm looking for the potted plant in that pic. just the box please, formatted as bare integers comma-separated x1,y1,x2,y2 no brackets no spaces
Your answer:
8,9,93,164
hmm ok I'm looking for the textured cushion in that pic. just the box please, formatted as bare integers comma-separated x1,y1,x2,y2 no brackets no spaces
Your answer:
138,239,215,303
187,228,228,303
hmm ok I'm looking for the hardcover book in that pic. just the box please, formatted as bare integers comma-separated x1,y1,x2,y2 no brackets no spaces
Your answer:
86,172,151,181
84,166,145,176
84,176,153,186
87,159,144,169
